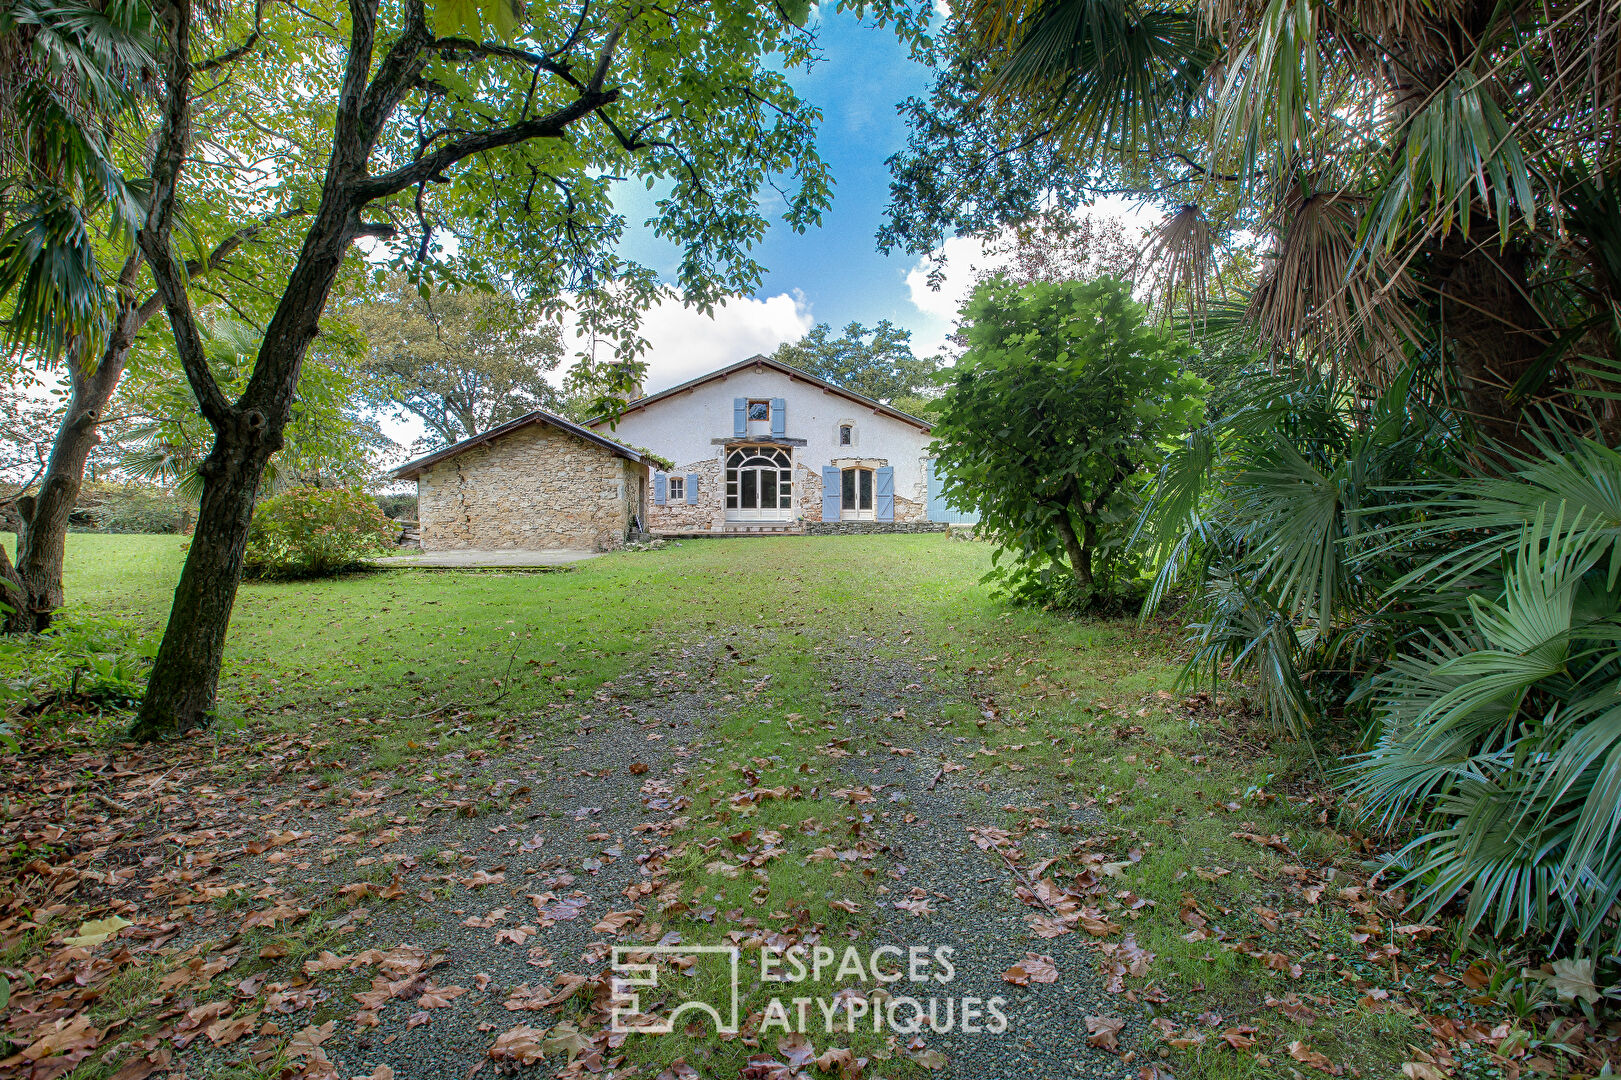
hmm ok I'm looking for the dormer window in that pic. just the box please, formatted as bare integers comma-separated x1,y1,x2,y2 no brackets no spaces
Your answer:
839,424,853,446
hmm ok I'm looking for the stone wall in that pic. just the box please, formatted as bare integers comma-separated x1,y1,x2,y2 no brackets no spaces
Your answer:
646,454,726,532
417,423,641,551
797,461,824,523
803,520,948,536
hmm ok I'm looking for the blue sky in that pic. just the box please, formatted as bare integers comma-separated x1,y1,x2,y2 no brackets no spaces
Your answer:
603,10,957,394
742,12,937,329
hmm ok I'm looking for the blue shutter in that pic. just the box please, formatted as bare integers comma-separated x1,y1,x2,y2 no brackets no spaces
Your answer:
654,471,667,505
685,472,699,505
821,466,841,521
875,466,895,522
733,397,747,437
770,397,786,437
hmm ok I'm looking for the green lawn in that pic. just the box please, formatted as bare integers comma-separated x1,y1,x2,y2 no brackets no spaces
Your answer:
0,533,1520,1080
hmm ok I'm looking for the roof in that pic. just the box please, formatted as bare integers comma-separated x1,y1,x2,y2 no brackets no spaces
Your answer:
587,354,933,432
388,408,647,480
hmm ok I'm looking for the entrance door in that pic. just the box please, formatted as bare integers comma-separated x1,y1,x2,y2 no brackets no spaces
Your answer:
726,447,793,522
841,467,874,521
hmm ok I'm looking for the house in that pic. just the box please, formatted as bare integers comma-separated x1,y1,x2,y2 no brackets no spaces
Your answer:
390,355,964,552
390,409,648,552
585,355,947,536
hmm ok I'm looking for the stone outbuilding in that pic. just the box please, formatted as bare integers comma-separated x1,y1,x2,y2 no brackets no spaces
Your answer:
390,410,650,552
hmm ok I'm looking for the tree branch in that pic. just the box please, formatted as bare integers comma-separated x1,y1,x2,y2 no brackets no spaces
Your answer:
351,88,620,202
137,0,234,427
194,0,268,73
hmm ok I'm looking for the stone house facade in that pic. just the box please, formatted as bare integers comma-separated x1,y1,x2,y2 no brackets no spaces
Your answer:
391,412,647,552
390,356,972,551
588,355,944,535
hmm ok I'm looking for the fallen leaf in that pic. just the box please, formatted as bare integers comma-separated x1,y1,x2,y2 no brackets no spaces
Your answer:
64,915,132,947
1085,1015,1125,1051
1002,953,1059,986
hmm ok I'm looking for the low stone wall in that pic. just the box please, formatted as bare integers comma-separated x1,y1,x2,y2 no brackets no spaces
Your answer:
803,520,948,536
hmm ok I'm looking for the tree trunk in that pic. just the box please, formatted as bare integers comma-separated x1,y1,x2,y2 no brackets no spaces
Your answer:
10,316,142,631
1053,508,1093,587
0,546,30,634
128,418,274,739
1431,234,1549,445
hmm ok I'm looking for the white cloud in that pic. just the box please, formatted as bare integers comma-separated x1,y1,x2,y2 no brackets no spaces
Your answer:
903,196,1166,357
625,291,814,393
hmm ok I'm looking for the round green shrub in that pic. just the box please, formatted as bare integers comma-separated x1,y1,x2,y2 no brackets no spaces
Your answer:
242,487,395,580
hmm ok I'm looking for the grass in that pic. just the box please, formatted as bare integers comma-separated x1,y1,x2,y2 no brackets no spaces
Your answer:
2,532,1521,1078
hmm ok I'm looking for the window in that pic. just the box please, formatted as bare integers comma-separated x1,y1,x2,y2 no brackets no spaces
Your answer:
667,476,685,501
725,446,793,510
838,424,853,446
841,467,874,513
747,400,770,422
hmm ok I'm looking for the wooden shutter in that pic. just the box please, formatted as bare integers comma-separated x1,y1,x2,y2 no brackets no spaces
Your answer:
875,466,895,522
820,466,841,521
733,397,747,437
685,473,699,505
770,397,786,436
653,471,667,505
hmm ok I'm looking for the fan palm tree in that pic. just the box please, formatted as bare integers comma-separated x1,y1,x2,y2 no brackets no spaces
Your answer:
0,0,154,356
905,0,1621,441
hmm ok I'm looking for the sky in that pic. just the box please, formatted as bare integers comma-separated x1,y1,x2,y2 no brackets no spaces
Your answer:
574,11,1160,399
603,11,944,391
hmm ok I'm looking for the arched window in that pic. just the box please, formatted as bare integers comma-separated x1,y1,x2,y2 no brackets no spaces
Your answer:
726,446,792,515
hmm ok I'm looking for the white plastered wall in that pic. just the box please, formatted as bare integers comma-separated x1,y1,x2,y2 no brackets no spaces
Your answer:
588,363,933,516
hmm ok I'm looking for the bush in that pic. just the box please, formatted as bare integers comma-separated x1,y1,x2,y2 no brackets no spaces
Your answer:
243,487,395,580
80,482,192,533
0,612,155,746
932,275,1203,611
374,492,418,520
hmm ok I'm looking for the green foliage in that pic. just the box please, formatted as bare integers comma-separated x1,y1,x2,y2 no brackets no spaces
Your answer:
769,321,939,407
887,0,1621,438
1340,442,1621,953
113,317,385,496
242,488,395,581
932,275,1203,609
0,0,156,358
373,493,418,520
350,274,565,448
0,610,155,743
1135,366,1453,734
82,482,191,534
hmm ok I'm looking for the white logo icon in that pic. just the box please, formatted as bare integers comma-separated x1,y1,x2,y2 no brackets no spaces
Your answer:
610,945,741,1034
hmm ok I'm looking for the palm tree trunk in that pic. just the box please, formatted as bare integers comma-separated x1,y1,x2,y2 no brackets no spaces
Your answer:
9,306,146,631
1432,234,1549,444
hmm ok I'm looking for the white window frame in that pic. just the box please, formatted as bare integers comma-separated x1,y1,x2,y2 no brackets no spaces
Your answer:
836,419,856,447
840,466,875,521
667,476,685,502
